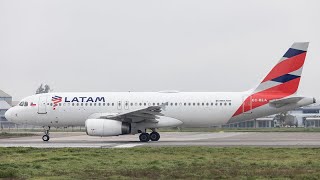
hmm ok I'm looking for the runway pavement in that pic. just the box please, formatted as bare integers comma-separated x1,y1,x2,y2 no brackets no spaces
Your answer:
1,132,320,148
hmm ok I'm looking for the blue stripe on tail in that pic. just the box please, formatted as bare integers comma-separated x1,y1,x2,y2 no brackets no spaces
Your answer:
272,74,300,83
283,48,306,58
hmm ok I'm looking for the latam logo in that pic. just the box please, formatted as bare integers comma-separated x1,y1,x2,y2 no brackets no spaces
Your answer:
51,96,106,110
64,97,105,103
52,96,63,110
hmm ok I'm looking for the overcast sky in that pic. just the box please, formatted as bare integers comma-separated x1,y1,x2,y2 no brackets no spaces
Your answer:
0,0,319,101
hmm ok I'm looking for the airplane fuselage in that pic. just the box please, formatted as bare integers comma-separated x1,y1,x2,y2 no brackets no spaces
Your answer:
7,91,315,129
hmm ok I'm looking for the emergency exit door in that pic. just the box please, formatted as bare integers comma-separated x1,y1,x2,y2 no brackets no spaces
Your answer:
117,101,122,110
124,101,129,110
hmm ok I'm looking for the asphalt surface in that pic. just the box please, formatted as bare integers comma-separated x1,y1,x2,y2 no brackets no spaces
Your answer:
1,132,320,148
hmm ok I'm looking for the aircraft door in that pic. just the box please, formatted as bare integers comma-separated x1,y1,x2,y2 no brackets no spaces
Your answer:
38,96,47,114
117,101,122,110
242,95,252,114
124,101,129,110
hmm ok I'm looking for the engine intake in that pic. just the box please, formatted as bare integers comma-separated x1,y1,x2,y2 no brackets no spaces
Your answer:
85,119,131,136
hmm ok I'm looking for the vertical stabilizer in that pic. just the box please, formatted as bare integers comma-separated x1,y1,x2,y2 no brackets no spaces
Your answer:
254,42,309,95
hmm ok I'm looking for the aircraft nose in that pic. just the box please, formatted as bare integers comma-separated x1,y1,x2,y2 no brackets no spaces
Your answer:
5,108,13,121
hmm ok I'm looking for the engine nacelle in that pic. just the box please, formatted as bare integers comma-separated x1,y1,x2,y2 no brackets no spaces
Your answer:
85,119,131,136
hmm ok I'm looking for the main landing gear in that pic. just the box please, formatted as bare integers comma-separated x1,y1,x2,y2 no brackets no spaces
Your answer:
42,126,50,142
139,131,160,142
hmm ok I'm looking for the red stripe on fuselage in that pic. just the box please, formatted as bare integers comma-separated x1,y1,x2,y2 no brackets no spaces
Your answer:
262,52,306,82
232,77,301,117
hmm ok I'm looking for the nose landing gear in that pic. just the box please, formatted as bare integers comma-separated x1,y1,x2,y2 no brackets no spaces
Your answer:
42,134,49,141
42,126,50,142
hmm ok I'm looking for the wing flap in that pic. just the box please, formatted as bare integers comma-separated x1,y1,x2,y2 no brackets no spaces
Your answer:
91,105,166,123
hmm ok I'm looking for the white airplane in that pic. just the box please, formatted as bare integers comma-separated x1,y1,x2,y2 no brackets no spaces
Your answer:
5,42,315,142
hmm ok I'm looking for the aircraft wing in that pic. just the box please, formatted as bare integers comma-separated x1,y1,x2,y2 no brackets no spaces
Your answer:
88,105,166,123
269,97,304,108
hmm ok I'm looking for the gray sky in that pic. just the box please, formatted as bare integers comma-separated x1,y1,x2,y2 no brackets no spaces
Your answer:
0,0,319,101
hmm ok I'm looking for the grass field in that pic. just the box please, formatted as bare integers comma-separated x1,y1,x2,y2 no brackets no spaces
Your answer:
1,147,320,179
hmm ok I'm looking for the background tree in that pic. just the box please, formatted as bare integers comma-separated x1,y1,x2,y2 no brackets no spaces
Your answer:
44,85,50,93
36,84,51,94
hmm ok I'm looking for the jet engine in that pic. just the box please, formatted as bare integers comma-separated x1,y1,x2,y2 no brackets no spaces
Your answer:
85,119,131,136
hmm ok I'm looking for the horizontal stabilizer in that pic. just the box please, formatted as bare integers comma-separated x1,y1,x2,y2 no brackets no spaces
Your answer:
269,97,304,108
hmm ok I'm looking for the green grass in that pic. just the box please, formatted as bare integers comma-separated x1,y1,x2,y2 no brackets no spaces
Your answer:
1,147,320,179
0,132,38,139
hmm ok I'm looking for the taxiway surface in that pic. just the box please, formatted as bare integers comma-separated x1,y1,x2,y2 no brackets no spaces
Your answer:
0,132,320,148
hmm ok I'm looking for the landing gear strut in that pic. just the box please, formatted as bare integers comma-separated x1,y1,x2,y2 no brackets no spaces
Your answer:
139,130,160,142
42,126,50,142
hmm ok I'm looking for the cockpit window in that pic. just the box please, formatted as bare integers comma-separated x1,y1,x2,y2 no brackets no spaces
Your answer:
19,102,24,106
24,102,28,107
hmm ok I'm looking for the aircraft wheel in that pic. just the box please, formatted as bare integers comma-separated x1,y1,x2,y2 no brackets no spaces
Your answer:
42,135,50,142
150,132,160,141
139,133,150,142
